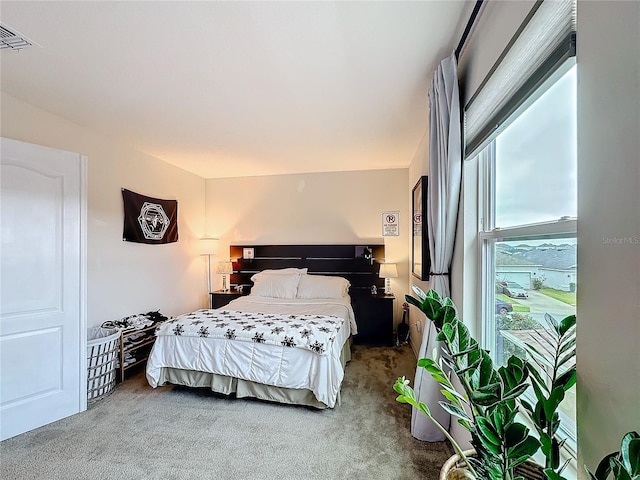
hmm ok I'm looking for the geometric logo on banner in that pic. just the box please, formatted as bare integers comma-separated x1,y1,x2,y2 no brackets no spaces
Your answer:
137,202,170,240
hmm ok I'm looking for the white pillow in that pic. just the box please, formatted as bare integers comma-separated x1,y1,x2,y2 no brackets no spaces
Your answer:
250,268,308,282
296,275,350,299
251,273,301,299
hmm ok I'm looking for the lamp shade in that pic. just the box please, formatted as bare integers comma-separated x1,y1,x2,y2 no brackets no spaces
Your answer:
379,263,398,278
199,237,219,255
216,261,233,275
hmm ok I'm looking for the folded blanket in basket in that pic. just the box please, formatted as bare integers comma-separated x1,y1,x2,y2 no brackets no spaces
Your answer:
102,310,168,333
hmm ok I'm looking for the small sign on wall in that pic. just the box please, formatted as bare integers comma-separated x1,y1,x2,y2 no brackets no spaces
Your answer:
382,211,399,236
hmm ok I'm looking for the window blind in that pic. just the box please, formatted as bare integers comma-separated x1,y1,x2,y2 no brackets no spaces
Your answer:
464,0,576,157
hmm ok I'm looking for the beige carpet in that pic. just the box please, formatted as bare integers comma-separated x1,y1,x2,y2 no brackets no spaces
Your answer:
0,345,452,480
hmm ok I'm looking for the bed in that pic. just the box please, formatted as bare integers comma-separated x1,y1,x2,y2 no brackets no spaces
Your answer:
146,268,359,408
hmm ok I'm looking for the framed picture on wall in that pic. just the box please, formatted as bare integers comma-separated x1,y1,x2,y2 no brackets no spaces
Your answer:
412,176,430,280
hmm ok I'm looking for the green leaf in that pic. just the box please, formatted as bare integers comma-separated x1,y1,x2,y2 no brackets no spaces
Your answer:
524,341,546,360
539,433,552,458
558,314,576,336
532,399,545,425
621,433,640,474
457,418,472,431
442,304,458,324
529,374,548,406
544,387,566,421
501,383,529,403
557,351,576,369
471,351,497,391
558,336,576,356
628,439,640,475
439,401,471,422
508,435,541,463
416,357,434,368
481,436,502,455
419,361,451,387
504,423,530,448
521,399,534,416
492,407,506,437
593,452,617,479
471,382,502,406
457,356,483,376
476,416,501,446
527,363,549,394
544,468,567,480
441,322,455,345
611,457,633,480
411,285,428,301
546,437,561,470
404,294,424,311
441,387,466,406
393,377,414,397
555,369,577,392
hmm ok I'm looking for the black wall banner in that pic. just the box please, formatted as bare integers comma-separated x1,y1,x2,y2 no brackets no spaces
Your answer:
122,189,178,244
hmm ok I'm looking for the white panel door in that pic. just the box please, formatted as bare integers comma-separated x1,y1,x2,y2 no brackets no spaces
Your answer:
0,138,86,440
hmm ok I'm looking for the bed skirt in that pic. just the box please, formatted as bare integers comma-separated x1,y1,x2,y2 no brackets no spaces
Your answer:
152,338,352,409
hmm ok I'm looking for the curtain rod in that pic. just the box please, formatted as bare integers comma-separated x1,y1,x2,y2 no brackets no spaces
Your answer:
455,0,484,59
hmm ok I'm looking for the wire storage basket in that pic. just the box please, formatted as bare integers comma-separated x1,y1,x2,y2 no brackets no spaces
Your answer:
87,327,121,403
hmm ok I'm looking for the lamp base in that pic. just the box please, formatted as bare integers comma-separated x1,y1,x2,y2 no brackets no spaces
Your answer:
385,278,392,295
222,275,229,292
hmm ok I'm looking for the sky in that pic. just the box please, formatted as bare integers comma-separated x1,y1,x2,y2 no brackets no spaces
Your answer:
495,64,577,228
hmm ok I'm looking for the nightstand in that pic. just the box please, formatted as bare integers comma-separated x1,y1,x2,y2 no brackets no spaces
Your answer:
352,293,395,346
210,289,246,309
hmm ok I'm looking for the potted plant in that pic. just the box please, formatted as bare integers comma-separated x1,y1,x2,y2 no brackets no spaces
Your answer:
585,431,640,480
394,287,576,480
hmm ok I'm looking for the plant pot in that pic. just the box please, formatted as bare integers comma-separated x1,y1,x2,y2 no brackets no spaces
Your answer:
439,450,546,480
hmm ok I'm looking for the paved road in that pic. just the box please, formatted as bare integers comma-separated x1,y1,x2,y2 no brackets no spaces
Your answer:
510,290,575,322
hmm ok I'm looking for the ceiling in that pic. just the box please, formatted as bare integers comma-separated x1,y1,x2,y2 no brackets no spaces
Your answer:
1,1,470,179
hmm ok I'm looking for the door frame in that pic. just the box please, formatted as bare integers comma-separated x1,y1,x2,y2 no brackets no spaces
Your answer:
78,153,88,412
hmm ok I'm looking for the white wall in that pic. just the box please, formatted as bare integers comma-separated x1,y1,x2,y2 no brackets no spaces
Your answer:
407,129,431,356
576,0,640,474
204,168,410,326
1,92,207,324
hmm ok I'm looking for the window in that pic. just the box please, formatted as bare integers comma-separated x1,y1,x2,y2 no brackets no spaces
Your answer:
477,62,577,446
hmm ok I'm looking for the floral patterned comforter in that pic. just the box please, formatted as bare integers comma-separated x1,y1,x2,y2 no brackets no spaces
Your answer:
155,309,344,356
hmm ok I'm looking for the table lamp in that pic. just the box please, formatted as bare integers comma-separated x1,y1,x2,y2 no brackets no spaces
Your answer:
379,263,398,295
216,261,233,292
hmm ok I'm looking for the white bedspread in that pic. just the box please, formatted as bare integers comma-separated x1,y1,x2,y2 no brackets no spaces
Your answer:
146,296,355,408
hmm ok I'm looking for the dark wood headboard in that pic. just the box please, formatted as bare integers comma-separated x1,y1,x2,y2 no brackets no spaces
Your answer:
229,244,385,295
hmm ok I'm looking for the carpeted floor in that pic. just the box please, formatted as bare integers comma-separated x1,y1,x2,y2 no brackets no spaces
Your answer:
0,345,452,480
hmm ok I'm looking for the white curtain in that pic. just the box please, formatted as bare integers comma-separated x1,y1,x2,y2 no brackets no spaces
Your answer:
411,53,462,441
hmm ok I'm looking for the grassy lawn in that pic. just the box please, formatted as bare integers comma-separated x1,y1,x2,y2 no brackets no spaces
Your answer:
497,293,531,312
540,287,576,305
512,304,531,313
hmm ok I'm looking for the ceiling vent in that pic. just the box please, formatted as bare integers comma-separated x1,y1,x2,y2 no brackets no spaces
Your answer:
0,24,34,51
